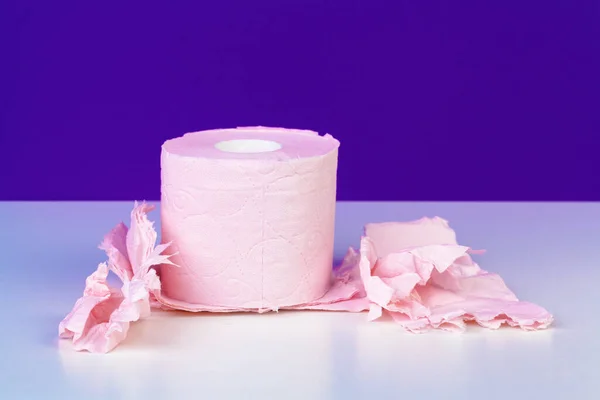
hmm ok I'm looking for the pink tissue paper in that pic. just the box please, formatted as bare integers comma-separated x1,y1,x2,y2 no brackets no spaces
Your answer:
58,203,176,353
159,127,343,310
58,127,553,353
58,205,553,353
356,217,552,332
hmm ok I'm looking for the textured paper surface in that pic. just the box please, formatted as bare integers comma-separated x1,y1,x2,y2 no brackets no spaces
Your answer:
159,127,344,310
58,203,176,353
355,217,553,331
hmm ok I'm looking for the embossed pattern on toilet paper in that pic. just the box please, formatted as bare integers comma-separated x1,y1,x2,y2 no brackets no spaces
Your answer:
159,128,340,310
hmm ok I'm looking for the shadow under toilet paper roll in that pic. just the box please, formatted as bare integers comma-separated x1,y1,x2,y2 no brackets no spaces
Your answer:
159,127,340,310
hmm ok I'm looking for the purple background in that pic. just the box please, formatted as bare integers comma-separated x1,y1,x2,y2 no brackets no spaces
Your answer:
1,1,599,201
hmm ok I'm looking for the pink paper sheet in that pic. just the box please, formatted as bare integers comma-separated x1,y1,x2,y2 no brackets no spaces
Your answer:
357,217,552,332
59,206,552,353
58,203,177,353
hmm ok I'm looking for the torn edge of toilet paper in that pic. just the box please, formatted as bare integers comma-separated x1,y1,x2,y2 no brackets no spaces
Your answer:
58,202,553,353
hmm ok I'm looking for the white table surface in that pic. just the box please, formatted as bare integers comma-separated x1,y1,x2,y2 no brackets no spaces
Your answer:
1,201,598,399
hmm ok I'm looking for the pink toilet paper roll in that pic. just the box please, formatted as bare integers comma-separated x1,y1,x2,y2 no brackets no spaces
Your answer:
159,127,340,310
57,127,553,353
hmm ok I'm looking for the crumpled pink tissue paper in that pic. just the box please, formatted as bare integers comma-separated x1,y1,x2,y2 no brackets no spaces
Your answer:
58,202,176,353
58,205,552,353
353,217,553,332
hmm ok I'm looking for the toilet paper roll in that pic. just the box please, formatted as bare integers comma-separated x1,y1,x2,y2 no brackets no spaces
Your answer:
159,127,340,310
